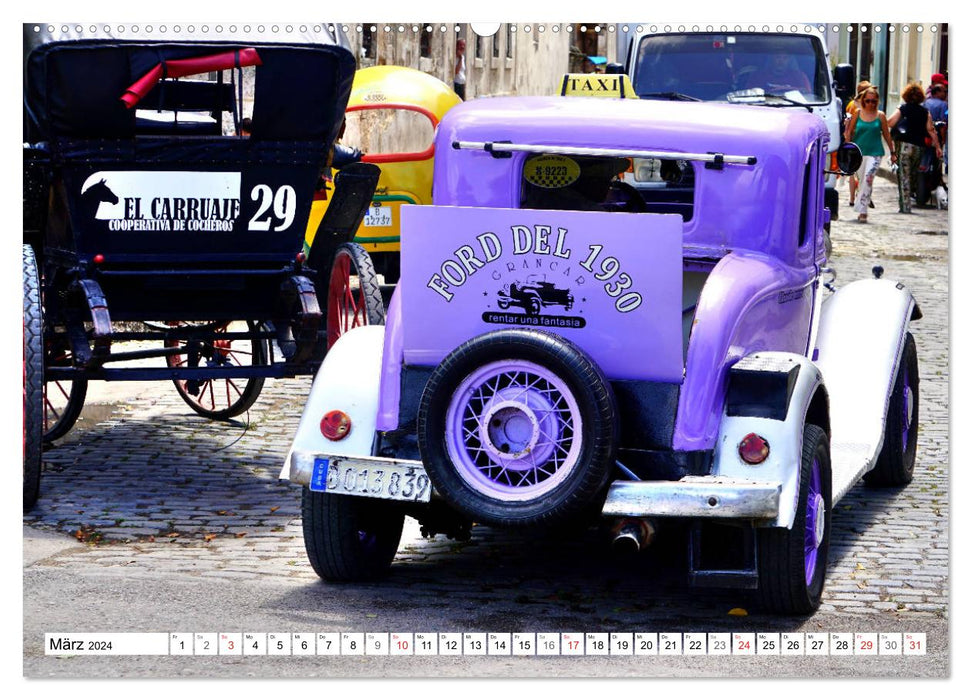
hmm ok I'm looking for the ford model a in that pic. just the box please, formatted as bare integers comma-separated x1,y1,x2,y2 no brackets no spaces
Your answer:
282,95,920,614
23,28,385,509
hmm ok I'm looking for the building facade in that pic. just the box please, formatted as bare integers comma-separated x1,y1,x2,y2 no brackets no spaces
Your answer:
826,23,948,111
338,22,619,99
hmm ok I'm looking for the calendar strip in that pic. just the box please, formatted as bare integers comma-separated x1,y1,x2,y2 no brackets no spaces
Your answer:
44,632,927,656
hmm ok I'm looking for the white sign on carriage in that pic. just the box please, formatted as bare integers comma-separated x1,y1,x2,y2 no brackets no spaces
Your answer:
80,171,242,232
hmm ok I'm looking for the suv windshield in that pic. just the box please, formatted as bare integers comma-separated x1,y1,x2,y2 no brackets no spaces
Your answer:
632,33,830,105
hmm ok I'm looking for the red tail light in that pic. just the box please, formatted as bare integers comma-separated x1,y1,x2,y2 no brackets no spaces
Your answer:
320,410,352,441
738,433,770,464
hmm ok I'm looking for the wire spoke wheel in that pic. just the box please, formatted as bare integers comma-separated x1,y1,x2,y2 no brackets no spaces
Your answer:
419,329,617,527
165,320,268,420
445,360,582,501
326,242,385,349
803,455,825,586
42,344,87,442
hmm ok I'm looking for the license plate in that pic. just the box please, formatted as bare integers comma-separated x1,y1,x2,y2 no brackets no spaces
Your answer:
363,206,393,227
310,457,431,503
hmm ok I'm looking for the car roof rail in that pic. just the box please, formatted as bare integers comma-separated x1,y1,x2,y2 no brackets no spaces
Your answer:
451,140,757,168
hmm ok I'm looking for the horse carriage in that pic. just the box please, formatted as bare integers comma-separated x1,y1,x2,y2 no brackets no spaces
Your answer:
23,26,384,509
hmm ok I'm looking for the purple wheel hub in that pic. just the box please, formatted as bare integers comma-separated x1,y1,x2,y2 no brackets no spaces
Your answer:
901,365,913,448
445,359,582,501
804,456,825,585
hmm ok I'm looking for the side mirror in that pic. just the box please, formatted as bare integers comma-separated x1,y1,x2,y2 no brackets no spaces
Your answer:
833,63,856,105
835,142,863,175
604,62,625,75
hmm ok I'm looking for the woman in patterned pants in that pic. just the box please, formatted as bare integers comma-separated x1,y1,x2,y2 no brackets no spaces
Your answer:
888,83,942,213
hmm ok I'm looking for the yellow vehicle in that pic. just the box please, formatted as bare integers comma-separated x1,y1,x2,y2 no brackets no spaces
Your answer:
306,65,462,282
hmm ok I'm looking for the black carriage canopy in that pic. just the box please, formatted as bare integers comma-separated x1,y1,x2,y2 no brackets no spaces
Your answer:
23,27,356,144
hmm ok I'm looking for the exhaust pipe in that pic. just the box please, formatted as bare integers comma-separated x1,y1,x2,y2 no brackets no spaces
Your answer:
611,518,656,554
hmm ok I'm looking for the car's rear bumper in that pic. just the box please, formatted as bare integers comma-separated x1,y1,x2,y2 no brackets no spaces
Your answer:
291,451,782,520
601,477,781,520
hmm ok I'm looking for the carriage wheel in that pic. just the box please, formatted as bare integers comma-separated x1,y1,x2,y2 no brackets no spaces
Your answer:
165,320,269,420
23,244,43,510
42,345,88,442
327,242,385,349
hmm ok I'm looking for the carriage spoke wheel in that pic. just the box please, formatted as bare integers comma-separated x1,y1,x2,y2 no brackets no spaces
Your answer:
326,242,385,349
165,320,269,420
42,345,88,442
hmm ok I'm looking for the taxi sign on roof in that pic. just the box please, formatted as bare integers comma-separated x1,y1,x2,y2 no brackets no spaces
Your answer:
560,73,637,99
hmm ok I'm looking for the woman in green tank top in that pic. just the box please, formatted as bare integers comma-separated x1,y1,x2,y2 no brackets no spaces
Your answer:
844,87,896,222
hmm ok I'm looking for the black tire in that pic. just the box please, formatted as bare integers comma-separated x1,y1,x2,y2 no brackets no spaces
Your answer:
166,320,268,420
301,488,405,581
757,424,831,615
326,242,385,349
418,329,618,528
865,333,919,486
24,244,43,510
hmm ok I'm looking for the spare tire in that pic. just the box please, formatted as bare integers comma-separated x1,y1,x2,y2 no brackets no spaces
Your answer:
417,329,617,527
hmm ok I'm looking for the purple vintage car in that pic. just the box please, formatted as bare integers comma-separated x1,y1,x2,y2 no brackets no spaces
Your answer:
282,93,920,614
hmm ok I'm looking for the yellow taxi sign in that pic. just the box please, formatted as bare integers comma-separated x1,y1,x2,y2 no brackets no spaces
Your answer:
559,73,637,99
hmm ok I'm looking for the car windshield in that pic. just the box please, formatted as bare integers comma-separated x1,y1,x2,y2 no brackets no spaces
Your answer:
632,33,830,105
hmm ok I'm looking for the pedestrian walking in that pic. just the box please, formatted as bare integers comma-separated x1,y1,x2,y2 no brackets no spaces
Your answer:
922,82,948,184
888,82,942,213
926,71,947,98
846,80,872,207
844,86,896,222
454,38,467,100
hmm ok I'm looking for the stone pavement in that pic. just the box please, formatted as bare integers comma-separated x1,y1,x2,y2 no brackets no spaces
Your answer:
24,173,948,626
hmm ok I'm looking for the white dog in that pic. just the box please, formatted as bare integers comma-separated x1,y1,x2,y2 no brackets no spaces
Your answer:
932,185,948,210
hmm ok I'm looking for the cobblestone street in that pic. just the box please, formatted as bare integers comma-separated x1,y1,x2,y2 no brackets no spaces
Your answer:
23,175,949,677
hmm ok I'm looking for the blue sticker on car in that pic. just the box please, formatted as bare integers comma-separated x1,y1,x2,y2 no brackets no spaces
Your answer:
310,458,330,492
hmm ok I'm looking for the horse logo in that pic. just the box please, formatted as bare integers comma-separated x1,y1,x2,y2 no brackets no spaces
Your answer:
80,177,120,221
